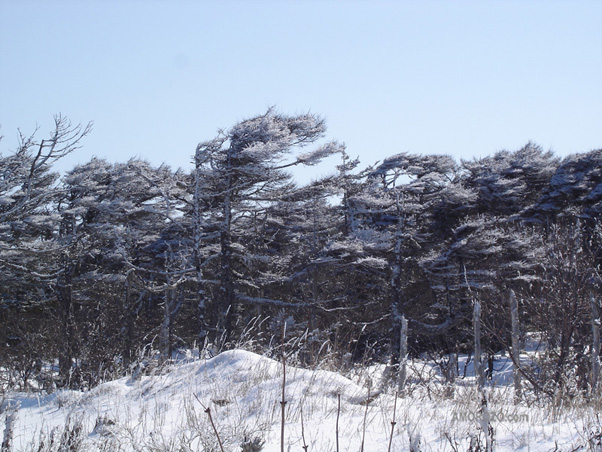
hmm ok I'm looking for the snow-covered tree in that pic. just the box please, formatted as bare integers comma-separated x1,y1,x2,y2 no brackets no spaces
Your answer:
193,109,340,344
0,116,91,388
530,148,602,229
366,154,459,368
420,144,557,381
462,142,559,218
526,219,601,394
0,116,92,308
49,158,185,385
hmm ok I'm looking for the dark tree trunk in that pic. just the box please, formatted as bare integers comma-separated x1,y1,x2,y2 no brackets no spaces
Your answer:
122,270,135,369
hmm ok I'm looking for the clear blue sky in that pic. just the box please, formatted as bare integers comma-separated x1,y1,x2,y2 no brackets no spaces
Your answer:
1,0,601,182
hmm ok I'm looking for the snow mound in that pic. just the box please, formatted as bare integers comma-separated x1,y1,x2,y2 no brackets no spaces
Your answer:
4,349,599,451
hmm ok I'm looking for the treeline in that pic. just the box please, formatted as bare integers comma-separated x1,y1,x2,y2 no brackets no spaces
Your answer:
1,111,601,395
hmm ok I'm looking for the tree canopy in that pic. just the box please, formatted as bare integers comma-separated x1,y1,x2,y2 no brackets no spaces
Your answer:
1,111,600,396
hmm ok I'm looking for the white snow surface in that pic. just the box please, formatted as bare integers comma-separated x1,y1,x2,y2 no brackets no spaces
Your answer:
2,349,601,451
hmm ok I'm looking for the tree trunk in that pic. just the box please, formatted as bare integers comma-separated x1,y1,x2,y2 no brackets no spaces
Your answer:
196,263,207,353
398,315,408,393
57,214,77,387
446,350,458,384
390,191,404,367
122,269,135,369
159,287,175,363
193,154,207,354
220,158,239,344
473,300,492,449
57,264,76,387
220,225,236,341
509,289,522,400
591,292,601,394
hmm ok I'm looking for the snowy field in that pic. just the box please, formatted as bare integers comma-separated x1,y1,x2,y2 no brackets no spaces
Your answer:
2,349,602,451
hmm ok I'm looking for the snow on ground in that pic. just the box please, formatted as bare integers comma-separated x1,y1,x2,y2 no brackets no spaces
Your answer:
2,349,601,451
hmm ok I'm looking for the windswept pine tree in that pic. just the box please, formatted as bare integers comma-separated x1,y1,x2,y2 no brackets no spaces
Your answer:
0,116,92,388
192,109,341,345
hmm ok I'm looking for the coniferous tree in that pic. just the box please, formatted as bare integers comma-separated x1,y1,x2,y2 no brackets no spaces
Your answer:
0,116,91,388
365,153,459,367
193,109,340,344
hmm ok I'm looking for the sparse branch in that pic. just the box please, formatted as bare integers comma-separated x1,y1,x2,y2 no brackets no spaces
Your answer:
387,392,398,452
280,322,287,452
0,257,65,280
0,116,92,223
193,394,225,452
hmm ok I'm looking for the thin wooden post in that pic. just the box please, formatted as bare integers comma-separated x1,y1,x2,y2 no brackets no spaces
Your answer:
509,289,522,400
591,292,601,394
473,301,484,390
